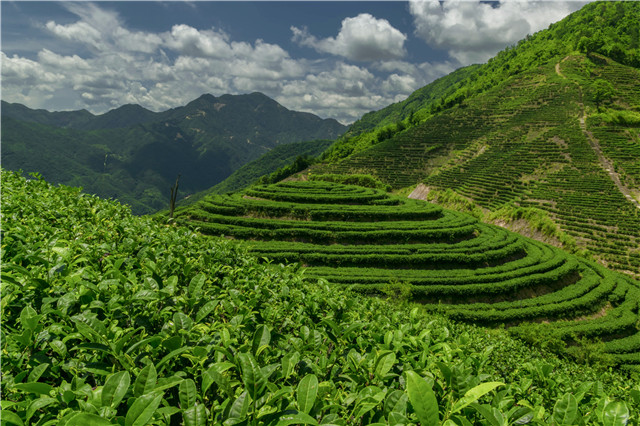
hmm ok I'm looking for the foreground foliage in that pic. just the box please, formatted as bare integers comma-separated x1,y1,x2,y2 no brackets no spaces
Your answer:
2,170,639,425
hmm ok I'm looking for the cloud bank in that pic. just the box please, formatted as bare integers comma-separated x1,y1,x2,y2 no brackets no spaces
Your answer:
291,13,407,62
1,2,588,124
409,0,586,65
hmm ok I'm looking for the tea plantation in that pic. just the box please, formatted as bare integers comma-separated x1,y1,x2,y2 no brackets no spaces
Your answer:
177,179,640,375
3,172,640,424
313,1,640,279
317,54,640,279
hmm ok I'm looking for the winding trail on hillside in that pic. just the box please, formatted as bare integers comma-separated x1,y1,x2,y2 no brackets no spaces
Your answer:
556,57,640,210
578,113,640,209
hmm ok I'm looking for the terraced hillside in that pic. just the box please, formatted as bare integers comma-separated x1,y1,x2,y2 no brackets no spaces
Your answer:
309,2,640,278
177,180,640,372
316,53,640,277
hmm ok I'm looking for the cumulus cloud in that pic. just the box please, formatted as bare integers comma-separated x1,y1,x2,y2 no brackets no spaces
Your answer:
165,25,232,58
409,0,586,65
2,3,459,124
292,13,407,61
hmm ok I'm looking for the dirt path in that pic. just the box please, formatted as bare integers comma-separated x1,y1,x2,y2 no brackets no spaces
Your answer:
555,56,570,78
557,56,640,209
579,113,640,209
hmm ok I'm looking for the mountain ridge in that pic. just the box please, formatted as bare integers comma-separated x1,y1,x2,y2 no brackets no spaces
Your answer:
1,92,346,214
307,1,640,277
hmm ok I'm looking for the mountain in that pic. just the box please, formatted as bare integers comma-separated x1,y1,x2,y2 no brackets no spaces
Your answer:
311,1,640,278
1,93,346,214
179,138,335,206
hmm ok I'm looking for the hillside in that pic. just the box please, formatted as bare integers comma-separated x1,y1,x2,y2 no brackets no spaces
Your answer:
311,1,640,278
2,169,639,424
180,138,335,206
1,93,346,214
175,178,640,372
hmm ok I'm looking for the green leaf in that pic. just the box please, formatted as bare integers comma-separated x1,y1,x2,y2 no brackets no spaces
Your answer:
50,340,67,357
65,413,113,426
102,371,130,409
451,382,505,414
28,363,50,383
154,376,184,392
179,379,197,409
405,370,439,425
1,410,25,426
183,404,207,426
603,401,630,426
553,393,578,425
228,391,250,420
252,324,271,356
14,382,54,396
237,352,266,400
26,397,57,422
156,347,190,371
388,412,408,425
297,374,319,414
134,364,157,397
188,273,206,300
384,390,408,415
125,391,164,426
374,351,396,379
275,411,319,425
282,351,300,381
173,312,193,331
202,362,235,396
196,300,219,323
20,306,41,331
470,403,501,426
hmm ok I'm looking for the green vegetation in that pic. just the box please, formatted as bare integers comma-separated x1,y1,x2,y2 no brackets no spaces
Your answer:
308,174,391,192
312,2,640,278
1,93,345,214
177,180,640,373
3,170,640,425
202,139,334,196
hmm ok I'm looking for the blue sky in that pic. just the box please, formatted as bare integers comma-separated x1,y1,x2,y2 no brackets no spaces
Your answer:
2,1,586,123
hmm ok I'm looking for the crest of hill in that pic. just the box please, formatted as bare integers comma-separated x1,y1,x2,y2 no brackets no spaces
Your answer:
312,1,640,277
1,93,346,214
321,1,640,163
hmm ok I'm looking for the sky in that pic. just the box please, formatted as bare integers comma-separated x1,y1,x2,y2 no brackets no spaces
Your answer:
1,1,588,124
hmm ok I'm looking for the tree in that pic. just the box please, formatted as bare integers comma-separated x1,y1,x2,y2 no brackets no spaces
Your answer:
591,79,615,111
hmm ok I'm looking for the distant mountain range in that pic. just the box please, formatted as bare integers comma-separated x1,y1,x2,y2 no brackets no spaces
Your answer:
1,93,346,213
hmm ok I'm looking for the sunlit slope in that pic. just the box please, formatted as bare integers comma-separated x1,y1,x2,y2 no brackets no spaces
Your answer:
315,54,640,277
177,180,640,371
310,2,640,277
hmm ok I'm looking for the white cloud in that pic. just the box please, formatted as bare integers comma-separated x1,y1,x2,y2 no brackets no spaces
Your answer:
37,49,91,70
2,3,464,124
409,0,586,65
292,13,407,62
164,24,232,58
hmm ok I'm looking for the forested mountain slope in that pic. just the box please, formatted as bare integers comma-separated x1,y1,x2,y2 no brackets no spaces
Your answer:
1,93,346,214
182,138,335,205
313,1,640,277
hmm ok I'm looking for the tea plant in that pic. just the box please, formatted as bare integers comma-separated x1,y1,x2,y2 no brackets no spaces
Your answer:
3,170,639,424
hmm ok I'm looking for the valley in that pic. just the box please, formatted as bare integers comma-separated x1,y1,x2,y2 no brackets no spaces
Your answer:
1,93,346,214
